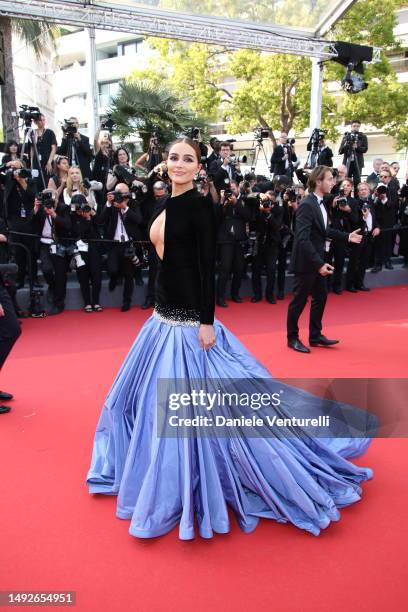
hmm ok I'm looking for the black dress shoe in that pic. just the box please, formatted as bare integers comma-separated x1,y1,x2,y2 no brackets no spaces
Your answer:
371,266,382,273
121,302,131,312
0,391,13,401
231,296,242,303
48,306,64,316
277,292,284,300
357,285,370,292
0,405,11,414
216,299,228,307
287,339,310,354
141,299,155,310
385,261,393,270
346,287,358,293
251,296,262,303
333,288,343,295
266,296,276,304
309,335,339,347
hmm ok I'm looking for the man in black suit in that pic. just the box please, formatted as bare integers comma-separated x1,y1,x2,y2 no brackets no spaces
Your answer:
57,117,93,179
270,132,298,178
338,120,368,190
210,142,241,192
287,166,363,353
0,268,22,414
366,158,383,188
101,183,143,312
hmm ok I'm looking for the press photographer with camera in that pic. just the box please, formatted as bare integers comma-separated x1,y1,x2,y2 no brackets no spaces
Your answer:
57,117,93,180
47,155,70,204
371,168,398,273
30,114,57,189
0,262,22,414
353,182,380,289
210,142,243,192
306,131,333,168
193,169,219,204
0,160,38,289
101,183,144,312
135,132,164,173
63,166,102,211
324,178,355,294
107,147,142,191
287,166,363,354
215,179,251,307
250,188,284,304
92,129,114,211
69,193,103,313
338,120,368,190
30,189,71,314
270,132,298,179
399,172,408,268
273,175,293,300
206,138,221,169
366,158,384,188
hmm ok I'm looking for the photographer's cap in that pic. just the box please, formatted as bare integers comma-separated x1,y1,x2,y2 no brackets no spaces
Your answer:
71,193,88,206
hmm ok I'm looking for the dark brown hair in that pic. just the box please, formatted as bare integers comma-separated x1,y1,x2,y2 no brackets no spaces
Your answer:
307,165,333,191
167,137,201,163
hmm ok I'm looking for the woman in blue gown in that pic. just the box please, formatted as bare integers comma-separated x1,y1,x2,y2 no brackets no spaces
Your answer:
87,138,374,540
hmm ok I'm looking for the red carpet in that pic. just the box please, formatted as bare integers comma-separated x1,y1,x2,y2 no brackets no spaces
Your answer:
0,285,407,611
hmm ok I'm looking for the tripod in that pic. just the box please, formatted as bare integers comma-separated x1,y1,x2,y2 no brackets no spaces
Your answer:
251,138,271,176
20,120,46,190
305,144,319,169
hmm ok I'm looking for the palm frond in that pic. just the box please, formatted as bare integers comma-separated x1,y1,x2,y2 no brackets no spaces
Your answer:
12,19,59,57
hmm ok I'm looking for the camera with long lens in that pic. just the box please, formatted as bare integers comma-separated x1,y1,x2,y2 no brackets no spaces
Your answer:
336,189,348,207
17,104,41,126
287,138,296,145
123,242,148,268
62,119,77,137
191,127,201,140
36,190,55,209
230,154,247,166
308,128,326,149
70,193,92,213
12,167,32,179
243,231,259,259
253,127,270,141
100,114,116,133
344,131,360,149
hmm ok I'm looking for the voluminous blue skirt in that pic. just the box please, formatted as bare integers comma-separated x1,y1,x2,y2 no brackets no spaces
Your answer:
87,314,374,540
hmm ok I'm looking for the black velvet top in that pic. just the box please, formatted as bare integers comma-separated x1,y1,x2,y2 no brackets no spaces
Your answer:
148,188,216,325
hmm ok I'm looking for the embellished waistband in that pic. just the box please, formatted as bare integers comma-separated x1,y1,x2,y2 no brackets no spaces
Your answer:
153,303,200,327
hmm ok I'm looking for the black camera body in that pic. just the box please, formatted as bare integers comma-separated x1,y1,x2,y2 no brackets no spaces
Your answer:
36,190,55,209
285,188,297,203
62,119,77,137
253,127,270,141
13,168,32,179
18,104,41,126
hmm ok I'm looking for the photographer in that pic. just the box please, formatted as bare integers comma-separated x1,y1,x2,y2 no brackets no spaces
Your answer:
57,117,93,180
353,182,380,289
30,114,57,189
0,264,22,414
0,160,38,288
325,178,355,294
47,155,69,204
63,166,102,212
101,183,144,312
92,129,114,211
338,120,368,190
69,194,103,312
399,173,408,268
215,180,251,306
30,189,71,314
206,138,221,169
210,142,242,192
371,168,398,272
366,158,384,188
273,175,292,300
194,169,219,205
135,133,164,173
308,134,333,167
107,147,140,191
270,132,298,179
250,189,284,304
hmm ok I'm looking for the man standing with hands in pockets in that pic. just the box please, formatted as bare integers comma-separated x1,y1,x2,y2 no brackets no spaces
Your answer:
287,166,363,353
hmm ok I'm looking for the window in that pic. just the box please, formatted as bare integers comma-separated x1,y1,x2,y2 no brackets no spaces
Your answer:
117,39,143,56
98,81,121,108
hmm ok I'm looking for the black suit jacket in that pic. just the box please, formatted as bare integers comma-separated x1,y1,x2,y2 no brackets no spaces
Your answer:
289,193,349,275
339,132,368,169
100,202,143,241
212,165,240,192
57,134,93,179
366,171,380,186
270,145,297,175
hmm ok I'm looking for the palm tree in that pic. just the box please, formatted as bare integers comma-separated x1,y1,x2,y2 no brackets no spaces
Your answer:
0,18,58,141
109,80,202,149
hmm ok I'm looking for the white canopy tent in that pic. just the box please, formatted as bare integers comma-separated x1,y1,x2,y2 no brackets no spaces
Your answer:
0,0,361,138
